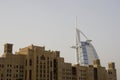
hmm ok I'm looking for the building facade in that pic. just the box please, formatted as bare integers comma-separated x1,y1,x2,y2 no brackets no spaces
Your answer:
0,43,117,80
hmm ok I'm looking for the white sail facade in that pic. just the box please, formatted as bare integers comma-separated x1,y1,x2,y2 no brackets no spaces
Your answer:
81,41,99,65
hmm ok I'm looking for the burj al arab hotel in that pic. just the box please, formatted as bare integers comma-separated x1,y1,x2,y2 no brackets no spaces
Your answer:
72,18,99,66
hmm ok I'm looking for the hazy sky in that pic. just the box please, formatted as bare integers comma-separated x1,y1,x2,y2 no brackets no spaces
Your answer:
0,0,120,79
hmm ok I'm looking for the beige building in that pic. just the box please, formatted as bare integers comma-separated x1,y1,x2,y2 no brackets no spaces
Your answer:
0,43,117,80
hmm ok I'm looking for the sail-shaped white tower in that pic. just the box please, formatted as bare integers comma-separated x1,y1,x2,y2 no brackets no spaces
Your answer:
72,18,99,65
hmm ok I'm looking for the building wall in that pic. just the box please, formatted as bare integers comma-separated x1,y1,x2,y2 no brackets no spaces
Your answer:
72,65,94,80
0,43,117,80
86,65,94,80
0,54,25,80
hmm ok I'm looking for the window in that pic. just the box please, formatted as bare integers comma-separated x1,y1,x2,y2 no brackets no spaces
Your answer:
29,59,32,66
29,70,32,80
26,60,27,66
41,55,45,60
50,61,52,67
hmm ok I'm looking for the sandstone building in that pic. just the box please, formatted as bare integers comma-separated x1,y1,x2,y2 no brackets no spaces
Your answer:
0,43,117,80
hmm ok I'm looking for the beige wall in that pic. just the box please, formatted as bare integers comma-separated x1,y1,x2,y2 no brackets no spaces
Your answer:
0,43,117,80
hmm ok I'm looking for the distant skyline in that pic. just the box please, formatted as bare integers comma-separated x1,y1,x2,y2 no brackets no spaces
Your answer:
0,0,120,79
